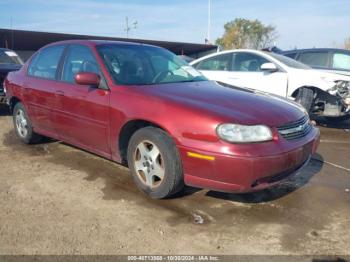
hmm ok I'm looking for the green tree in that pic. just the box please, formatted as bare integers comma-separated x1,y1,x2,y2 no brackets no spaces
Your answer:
216,18,278,50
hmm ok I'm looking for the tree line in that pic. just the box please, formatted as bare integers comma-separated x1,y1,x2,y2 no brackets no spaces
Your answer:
215,18,349,50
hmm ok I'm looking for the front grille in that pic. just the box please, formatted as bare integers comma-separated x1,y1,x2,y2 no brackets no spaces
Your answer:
277,115,312,140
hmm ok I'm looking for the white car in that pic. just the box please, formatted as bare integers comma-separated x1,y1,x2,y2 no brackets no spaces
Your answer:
190,49,350,118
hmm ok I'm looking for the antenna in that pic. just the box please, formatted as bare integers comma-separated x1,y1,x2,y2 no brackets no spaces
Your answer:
11,16,14,49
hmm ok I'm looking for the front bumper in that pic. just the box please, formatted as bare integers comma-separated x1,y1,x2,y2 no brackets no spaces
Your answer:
179,127,320,193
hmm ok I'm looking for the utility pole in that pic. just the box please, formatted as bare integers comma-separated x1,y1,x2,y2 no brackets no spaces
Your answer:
11,16,14,49
207,0,211,44
124,16,138,38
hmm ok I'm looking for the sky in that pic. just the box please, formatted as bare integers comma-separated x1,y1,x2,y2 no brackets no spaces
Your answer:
0,0,350,50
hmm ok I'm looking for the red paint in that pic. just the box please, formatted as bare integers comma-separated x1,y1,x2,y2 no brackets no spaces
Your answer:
4,40,320,193
75,72,100,86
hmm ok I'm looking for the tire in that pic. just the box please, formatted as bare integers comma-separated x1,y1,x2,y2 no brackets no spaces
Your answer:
127,126,184,199
13,102,43,144
295,87,314,114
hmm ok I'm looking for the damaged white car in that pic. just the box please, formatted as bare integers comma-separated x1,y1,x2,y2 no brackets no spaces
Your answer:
190,50,350,118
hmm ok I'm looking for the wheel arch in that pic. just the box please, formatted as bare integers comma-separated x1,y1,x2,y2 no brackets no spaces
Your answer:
118,119,172,165
291,86,318,98
9,96,22,113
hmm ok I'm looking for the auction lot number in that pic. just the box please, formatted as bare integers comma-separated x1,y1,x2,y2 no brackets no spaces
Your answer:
128,256,219,261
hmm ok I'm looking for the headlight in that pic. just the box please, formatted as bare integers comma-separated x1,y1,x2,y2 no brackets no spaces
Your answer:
217,124,273,143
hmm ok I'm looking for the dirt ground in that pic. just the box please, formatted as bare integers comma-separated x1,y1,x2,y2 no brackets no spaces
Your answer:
0,105,349,255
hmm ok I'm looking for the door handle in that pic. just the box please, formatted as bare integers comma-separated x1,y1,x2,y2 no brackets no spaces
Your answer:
56,90,65,96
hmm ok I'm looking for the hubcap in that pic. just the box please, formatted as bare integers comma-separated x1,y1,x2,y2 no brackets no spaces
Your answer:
134,140,165,188
15,109,28,138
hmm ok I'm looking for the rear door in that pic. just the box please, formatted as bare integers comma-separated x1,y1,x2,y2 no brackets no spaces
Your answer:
25,45,66,135
192,53,234,84
53,44,110,157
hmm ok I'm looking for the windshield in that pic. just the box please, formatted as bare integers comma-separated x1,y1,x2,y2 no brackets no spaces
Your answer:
96,44,207,85
0,50,23,65
267,52,311,70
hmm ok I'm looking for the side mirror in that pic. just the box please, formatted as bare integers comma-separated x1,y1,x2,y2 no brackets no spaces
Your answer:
260,63,278,72
75,72,100,86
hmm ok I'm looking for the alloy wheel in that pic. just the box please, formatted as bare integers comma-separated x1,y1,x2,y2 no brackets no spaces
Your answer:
15,109,28,138
133,140,165,188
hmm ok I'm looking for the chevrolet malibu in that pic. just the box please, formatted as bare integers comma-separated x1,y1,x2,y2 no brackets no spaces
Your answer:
4,40,320,199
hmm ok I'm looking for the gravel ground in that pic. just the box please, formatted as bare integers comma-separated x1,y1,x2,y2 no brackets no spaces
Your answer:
0,105,349,256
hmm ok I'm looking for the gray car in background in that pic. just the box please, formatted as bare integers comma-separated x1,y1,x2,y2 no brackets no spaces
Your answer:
282,48,350,77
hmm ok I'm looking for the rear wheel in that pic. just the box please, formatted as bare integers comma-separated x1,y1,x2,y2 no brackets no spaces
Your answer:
295,87,314,114
13,102,43,144
127,127,184,199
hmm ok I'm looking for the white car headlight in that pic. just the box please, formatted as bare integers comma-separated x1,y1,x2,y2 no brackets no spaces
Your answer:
217,124,273,143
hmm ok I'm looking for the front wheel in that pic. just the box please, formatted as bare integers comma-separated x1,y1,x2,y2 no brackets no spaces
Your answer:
13,102,43,144
127,127,184,199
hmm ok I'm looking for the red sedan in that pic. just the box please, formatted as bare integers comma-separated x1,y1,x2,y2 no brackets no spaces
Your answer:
4,40,320,199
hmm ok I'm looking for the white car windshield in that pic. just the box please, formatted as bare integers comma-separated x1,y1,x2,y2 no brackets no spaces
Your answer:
267,52,311,70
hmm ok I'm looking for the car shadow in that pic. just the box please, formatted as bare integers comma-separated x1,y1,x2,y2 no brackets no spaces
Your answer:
0,105,10,116
204,153,324,204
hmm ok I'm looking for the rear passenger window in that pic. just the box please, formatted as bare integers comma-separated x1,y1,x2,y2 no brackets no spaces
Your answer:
28,45,65,80
195,53,233,71
298,52,328,67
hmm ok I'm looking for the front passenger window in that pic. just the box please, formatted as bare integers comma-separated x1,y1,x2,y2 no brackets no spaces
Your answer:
62,45,100,83
232,53,269,72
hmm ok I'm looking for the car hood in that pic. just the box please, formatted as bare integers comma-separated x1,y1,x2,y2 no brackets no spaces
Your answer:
314,70,350,82
292,69,350,82
136,81,306,127
285,67,350,93
316,69,350,77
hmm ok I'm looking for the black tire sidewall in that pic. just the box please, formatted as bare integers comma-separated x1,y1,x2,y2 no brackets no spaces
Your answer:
127,127,184,199
13,102,36,144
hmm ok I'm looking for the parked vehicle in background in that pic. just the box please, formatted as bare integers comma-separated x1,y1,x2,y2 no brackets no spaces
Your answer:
177,55,195,63
5,40,319,198
282,48,350,77
0,48,23,104
190,49,350,119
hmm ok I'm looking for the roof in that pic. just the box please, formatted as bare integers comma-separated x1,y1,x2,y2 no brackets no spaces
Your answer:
190,49,269,64
44,39,156,48
283,48,350,53
0,28,217,56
